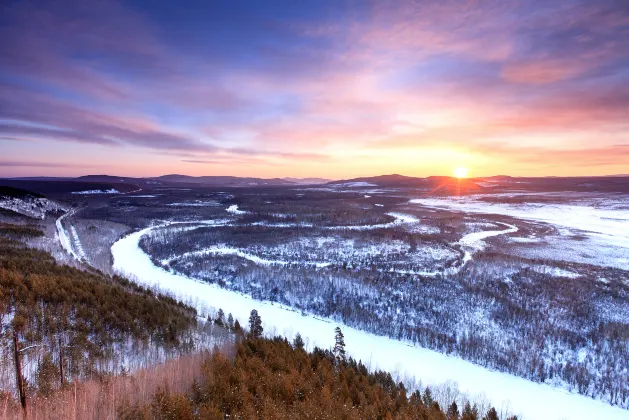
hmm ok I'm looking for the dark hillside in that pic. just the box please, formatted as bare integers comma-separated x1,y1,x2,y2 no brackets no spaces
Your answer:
0,179,138,195
0,186,44,199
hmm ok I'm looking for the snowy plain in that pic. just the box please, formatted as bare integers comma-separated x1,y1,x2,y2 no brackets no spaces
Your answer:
410,195,629,269
112,223,629,420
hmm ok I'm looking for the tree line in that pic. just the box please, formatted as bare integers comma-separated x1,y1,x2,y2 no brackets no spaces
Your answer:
121,317,517,420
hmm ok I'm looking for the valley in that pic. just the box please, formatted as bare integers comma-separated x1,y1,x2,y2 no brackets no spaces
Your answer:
2,175,627,419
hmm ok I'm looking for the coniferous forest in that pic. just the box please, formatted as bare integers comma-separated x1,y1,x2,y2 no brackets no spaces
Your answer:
119,336,515,420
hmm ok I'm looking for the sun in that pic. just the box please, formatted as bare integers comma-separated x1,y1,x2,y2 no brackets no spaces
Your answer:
453,167,468,178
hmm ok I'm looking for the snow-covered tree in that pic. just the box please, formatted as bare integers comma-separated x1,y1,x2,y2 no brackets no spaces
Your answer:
333,326,346,365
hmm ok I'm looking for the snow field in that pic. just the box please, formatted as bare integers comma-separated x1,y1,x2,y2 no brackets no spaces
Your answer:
411,196,629,270
410,197,629,249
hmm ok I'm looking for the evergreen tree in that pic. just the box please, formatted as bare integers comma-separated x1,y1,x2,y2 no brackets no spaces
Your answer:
483,407,499,420
234,319,242,333
409,390,423,408
215,309,225,326
461,401,479,420
227,313,234,330
37,353,60,397
293,332,305,350
248,309,263,338
422,387,433,407
333,326,346,365
447,401,460,420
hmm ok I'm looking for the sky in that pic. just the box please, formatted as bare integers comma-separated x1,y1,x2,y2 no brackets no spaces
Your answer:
1,0,628,179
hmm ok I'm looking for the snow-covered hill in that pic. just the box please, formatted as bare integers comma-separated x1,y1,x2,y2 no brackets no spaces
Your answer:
0,190,65,219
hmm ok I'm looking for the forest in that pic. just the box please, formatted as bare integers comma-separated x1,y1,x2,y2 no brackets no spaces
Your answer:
0,224,203,413
0,220,514,419
119,334,514,420
140,216,629,408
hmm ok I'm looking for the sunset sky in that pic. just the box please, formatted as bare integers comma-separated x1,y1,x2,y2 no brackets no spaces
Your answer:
1,0,628,179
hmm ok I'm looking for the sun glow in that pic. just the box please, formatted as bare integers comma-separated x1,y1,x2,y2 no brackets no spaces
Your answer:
453,167,468,178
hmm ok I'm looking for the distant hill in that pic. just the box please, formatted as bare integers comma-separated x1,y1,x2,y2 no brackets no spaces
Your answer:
282,177,331,185
0,185,44,199
0,179,138,195
6,173,628,193
76,175,161,186
328,174,484,194
471,175,629,193
155,174,296,187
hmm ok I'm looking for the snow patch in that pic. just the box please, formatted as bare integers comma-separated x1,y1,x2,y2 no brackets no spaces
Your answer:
71,188,120,195
328,212,418,231
529,266,580,278
333,182,377,188
167,200,220,207
226,204,247,215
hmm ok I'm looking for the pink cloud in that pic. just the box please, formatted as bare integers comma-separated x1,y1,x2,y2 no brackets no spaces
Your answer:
501,59,583,84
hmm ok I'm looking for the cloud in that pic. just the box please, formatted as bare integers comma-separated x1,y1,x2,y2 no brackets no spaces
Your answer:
1,0,628,176
501,59,583,84
0,160,88,168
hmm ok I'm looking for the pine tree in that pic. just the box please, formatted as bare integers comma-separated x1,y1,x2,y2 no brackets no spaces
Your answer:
215,309,225,326
409,390,423,408
227,313,234,330
248,309,263,338
333,326,346,365
461,402,479,420
446,401,460,420
293,332,305,350
483,407,499,420
422,387,433,407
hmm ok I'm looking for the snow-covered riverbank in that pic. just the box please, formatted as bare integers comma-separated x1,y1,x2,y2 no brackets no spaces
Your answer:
55,209,79,259
111,224,629,420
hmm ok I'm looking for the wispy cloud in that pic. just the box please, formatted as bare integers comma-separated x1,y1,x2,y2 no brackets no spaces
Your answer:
0,160,89,168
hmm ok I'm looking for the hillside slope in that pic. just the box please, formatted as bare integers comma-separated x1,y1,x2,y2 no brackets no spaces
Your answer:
0,186,65,219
